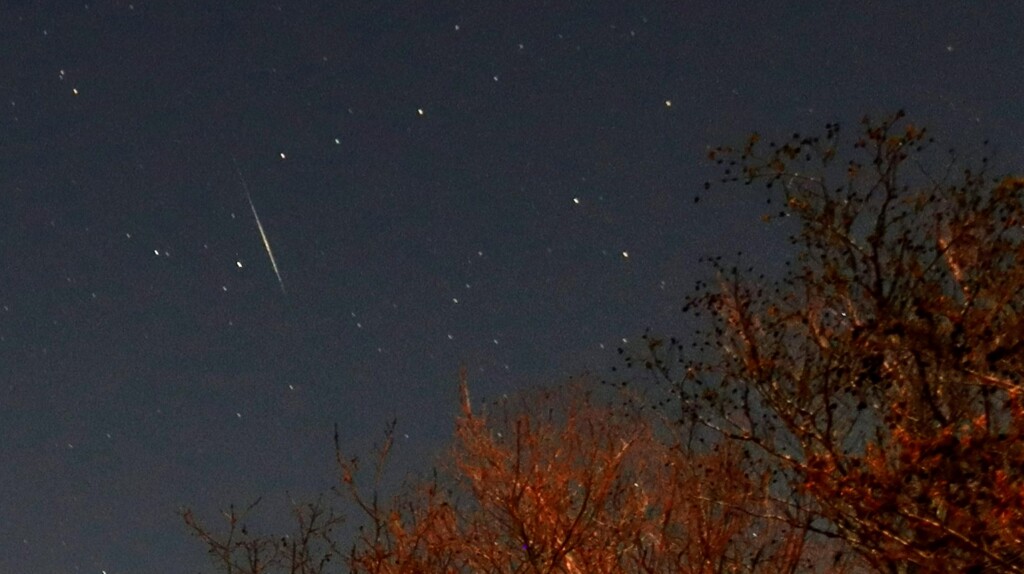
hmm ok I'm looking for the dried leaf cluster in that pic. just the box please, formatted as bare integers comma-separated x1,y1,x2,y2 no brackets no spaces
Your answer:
672,112,1024,572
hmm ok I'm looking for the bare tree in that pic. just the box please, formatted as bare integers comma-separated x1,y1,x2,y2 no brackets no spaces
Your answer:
346,374,855,573
670,112,1024,573
182,496,344,574
186,374,858,573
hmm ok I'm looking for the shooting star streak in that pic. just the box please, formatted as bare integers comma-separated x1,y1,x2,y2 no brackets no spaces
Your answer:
231,157,286,295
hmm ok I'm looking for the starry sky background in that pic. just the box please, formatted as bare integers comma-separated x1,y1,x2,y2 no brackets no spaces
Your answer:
2,2,1022,572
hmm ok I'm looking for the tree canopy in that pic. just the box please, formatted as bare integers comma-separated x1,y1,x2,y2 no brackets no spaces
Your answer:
185,113,1024,573
669,111,1024,573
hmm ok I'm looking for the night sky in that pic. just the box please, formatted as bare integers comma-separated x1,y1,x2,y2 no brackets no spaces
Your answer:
2,2,1022,572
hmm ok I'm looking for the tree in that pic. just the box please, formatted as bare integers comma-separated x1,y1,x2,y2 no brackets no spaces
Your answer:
185,374,859,573
185,111,1024,573
664,112,1024,573
182,496,344,574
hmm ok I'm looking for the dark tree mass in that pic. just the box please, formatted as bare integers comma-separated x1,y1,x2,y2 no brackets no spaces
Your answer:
2,3,1022,573
684,114,1024,572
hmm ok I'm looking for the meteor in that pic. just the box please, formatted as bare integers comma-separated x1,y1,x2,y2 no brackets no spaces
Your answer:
231,157,286,295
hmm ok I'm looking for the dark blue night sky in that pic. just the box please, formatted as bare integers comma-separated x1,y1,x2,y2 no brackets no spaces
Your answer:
1,2,1021,572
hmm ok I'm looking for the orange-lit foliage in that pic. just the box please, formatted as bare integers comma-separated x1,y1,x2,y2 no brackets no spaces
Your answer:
683,113,1024,572
345,376,854,573
185,377,862,573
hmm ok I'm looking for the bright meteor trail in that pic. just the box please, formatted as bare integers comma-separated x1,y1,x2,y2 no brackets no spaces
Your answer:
231,157,286,295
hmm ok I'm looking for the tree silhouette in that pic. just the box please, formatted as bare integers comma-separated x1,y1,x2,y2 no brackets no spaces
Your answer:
185,374,858,573
665,111,1024,573
182,496,344,574
350,376,860,573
